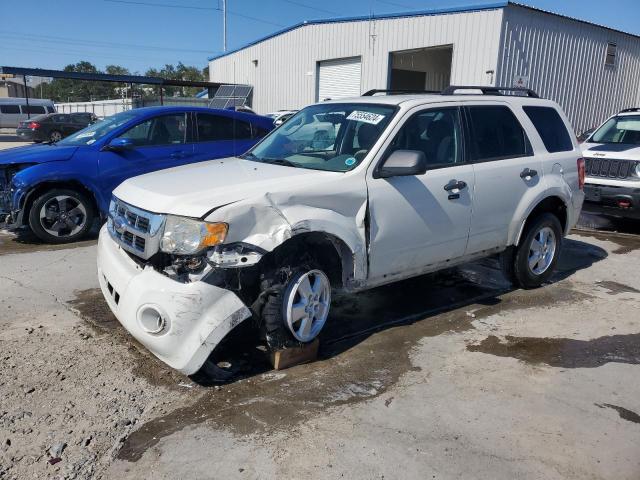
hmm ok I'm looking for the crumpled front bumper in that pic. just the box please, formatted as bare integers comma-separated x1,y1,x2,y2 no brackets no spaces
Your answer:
96,225,252,375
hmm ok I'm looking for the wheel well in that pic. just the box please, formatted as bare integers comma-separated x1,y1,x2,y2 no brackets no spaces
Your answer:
519,196,568,244
22,181,99,225
261,232,353,288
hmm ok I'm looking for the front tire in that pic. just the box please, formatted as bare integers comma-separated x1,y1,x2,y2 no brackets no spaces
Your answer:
28,188,95,244
259,266,331,349
511,213,563,289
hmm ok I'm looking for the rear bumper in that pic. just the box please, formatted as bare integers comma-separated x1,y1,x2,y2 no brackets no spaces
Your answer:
583,183,640,219
15,128,38,141
96,225,252,375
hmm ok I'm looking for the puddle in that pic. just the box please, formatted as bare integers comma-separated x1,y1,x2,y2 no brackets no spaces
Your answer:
467,333,640,368
596,281,640,295
0,228,97,255
596,403,640,425
574,230,640,255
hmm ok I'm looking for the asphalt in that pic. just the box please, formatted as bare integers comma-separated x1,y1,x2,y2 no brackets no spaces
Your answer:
1,214,639,479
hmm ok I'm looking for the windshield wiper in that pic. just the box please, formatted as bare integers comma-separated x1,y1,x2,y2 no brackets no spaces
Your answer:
263,158,298,168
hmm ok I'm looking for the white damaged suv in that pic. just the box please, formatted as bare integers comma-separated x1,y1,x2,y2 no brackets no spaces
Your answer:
97,86,585,376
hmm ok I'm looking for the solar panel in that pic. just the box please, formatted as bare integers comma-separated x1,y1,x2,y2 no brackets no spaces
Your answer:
210,84,253,109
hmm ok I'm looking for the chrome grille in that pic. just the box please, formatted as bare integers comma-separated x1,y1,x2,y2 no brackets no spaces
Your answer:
585,157,638,179
107,198,165,260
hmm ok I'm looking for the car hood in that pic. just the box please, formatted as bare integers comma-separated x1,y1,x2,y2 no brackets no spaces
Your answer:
0,144,79,166
113,158,342,218
581,142,640,160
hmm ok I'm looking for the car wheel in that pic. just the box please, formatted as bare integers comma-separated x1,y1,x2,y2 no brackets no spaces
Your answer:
259,265,331,349
28,188,95,244
49,130,63,142
511,213,563,289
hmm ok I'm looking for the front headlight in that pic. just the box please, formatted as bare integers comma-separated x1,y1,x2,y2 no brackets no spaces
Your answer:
160,215,228,255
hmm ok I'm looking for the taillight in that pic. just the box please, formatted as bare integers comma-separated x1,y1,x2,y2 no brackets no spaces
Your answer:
27,122,41,129
577,158,585,190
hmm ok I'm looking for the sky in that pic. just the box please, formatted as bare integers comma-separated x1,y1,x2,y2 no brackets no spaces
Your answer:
1,0,640,75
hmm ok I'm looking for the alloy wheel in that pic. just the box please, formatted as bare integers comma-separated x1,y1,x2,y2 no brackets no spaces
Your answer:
284,270,331,342
528,226,557,275
39,195,87,238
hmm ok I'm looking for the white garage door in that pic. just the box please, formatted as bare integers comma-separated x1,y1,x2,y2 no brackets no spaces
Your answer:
317,57,362,101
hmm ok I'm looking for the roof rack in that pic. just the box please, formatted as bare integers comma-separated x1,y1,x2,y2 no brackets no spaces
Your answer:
362,89,440,96
441,85,540,98
619,107,640,113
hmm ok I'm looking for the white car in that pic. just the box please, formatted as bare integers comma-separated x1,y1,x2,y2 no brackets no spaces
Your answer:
97,86,585,376
581,108,640,219
265,110,298,127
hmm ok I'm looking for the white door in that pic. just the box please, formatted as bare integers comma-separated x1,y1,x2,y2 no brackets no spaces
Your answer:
367,106,474,281
463,103,544,253
317,57,361,101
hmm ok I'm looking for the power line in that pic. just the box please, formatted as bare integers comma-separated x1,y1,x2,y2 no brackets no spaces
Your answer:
104,0,285,27
0,31,218,54
279,0,340,15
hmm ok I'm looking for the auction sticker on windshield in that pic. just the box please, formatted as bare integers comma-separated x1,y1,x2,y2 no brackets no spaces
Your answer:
347,111,386,125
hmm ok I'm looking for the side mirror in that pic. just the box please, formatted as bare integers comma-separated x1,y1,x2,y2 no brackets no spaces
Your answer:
103,137,134,152
376,150,427,178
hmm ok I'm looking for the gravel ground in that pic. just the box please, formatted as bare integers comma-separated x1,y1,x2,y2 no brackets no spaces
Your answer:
0,218,639,479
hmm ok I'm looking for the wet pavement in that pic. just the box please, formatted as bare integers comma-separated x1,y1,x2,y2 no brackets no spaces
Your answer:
1,212,640,479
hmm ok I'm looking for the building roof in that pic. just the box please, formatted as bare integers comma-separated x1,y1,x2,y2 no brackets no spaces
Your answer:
208,1,639,62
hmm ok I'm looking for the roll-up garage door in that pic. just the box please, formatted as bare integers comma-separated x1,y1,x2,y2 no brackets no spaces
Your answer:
317,57,362,101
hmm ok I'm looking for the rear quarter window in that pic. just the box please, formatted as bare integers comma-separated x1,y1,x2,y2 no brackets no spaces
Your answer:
466,105,533,162
523,106,573,153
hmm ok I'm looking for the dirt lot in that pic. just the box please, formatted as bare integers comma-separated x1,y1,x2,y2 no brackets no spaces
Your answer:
1,217,639,480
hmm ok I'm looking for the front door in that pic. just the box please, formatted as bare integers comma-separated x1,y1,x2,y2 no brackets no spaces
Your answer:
367,106,474,281
98,112,194,197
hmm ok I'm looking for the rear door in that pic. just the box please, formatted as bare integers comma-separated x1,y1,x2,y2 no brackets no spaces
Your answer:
367,104,475,281
464,103,543,253
97,112,195,195
192,112,256,161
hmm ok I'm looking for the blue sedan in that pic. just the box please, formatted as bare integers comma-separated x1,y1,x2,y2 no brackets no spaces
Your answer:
0,106,274,243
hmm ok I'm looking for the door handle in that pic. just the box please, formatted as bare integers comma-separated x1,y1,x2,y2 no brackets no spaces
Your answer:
443,180,467,191
520,168,538,179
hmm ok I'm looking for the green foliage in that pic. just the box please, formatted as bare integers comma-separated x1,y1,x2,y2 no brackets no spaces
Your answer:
38,61,208,102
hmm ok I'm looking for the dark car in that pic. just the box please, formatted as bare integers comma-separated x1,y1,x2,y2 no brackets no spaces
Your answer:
1,106,274,243
16,112,99,143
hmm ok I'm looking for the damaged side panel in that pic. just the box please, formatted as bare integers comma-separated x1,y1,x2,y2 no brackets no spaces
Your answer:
204,177,369,289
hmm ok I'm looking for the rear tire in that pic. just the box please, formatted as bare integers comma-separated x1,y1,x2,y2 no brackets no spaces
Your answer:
28,188,95,244
49,130,63,143
510,213,563,289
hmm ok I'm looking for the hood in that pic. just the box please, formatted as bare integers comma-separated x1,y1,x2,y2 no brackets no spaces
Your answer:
113,158,342,218
0,144,79,166
581,142,640,160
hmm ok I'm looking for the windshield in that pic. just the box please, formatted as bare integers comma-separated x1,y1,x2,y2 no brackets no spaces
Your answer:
58,111,138,146
591,115,640,145
243,103,397,172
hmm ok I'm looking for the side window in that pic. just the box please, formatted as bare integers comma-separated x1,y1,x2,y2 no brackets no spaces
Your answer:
46,106,56,113
388,107,463,167
196,114,253,142
467,105,532,162
22,105,46,114
118,114,186,146
52,115,67,122
0,105,21,114
252,125,270,139
523,106,573,153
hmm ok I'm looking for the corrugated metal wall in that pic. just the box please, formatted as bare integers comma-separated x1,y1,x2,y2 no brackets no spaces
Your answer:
498,5,640,133
209,9,504,113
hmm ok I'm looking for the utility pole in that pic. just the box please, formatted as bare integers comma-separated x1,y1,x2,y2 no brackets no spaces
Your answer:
222,0,227,52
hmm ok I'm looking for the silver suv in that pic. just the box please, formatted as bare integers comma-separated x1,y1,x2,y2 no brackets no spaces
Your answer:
581,108,640,219
97,86,585,376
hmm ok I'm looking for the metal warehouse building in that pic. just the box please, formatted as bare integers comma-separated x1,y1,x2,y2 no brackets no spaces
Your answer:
208,1,640,133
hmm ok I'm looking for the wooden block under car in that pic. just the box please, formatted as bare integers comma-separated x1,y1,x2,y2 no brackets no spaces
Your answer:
270,339,320,370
